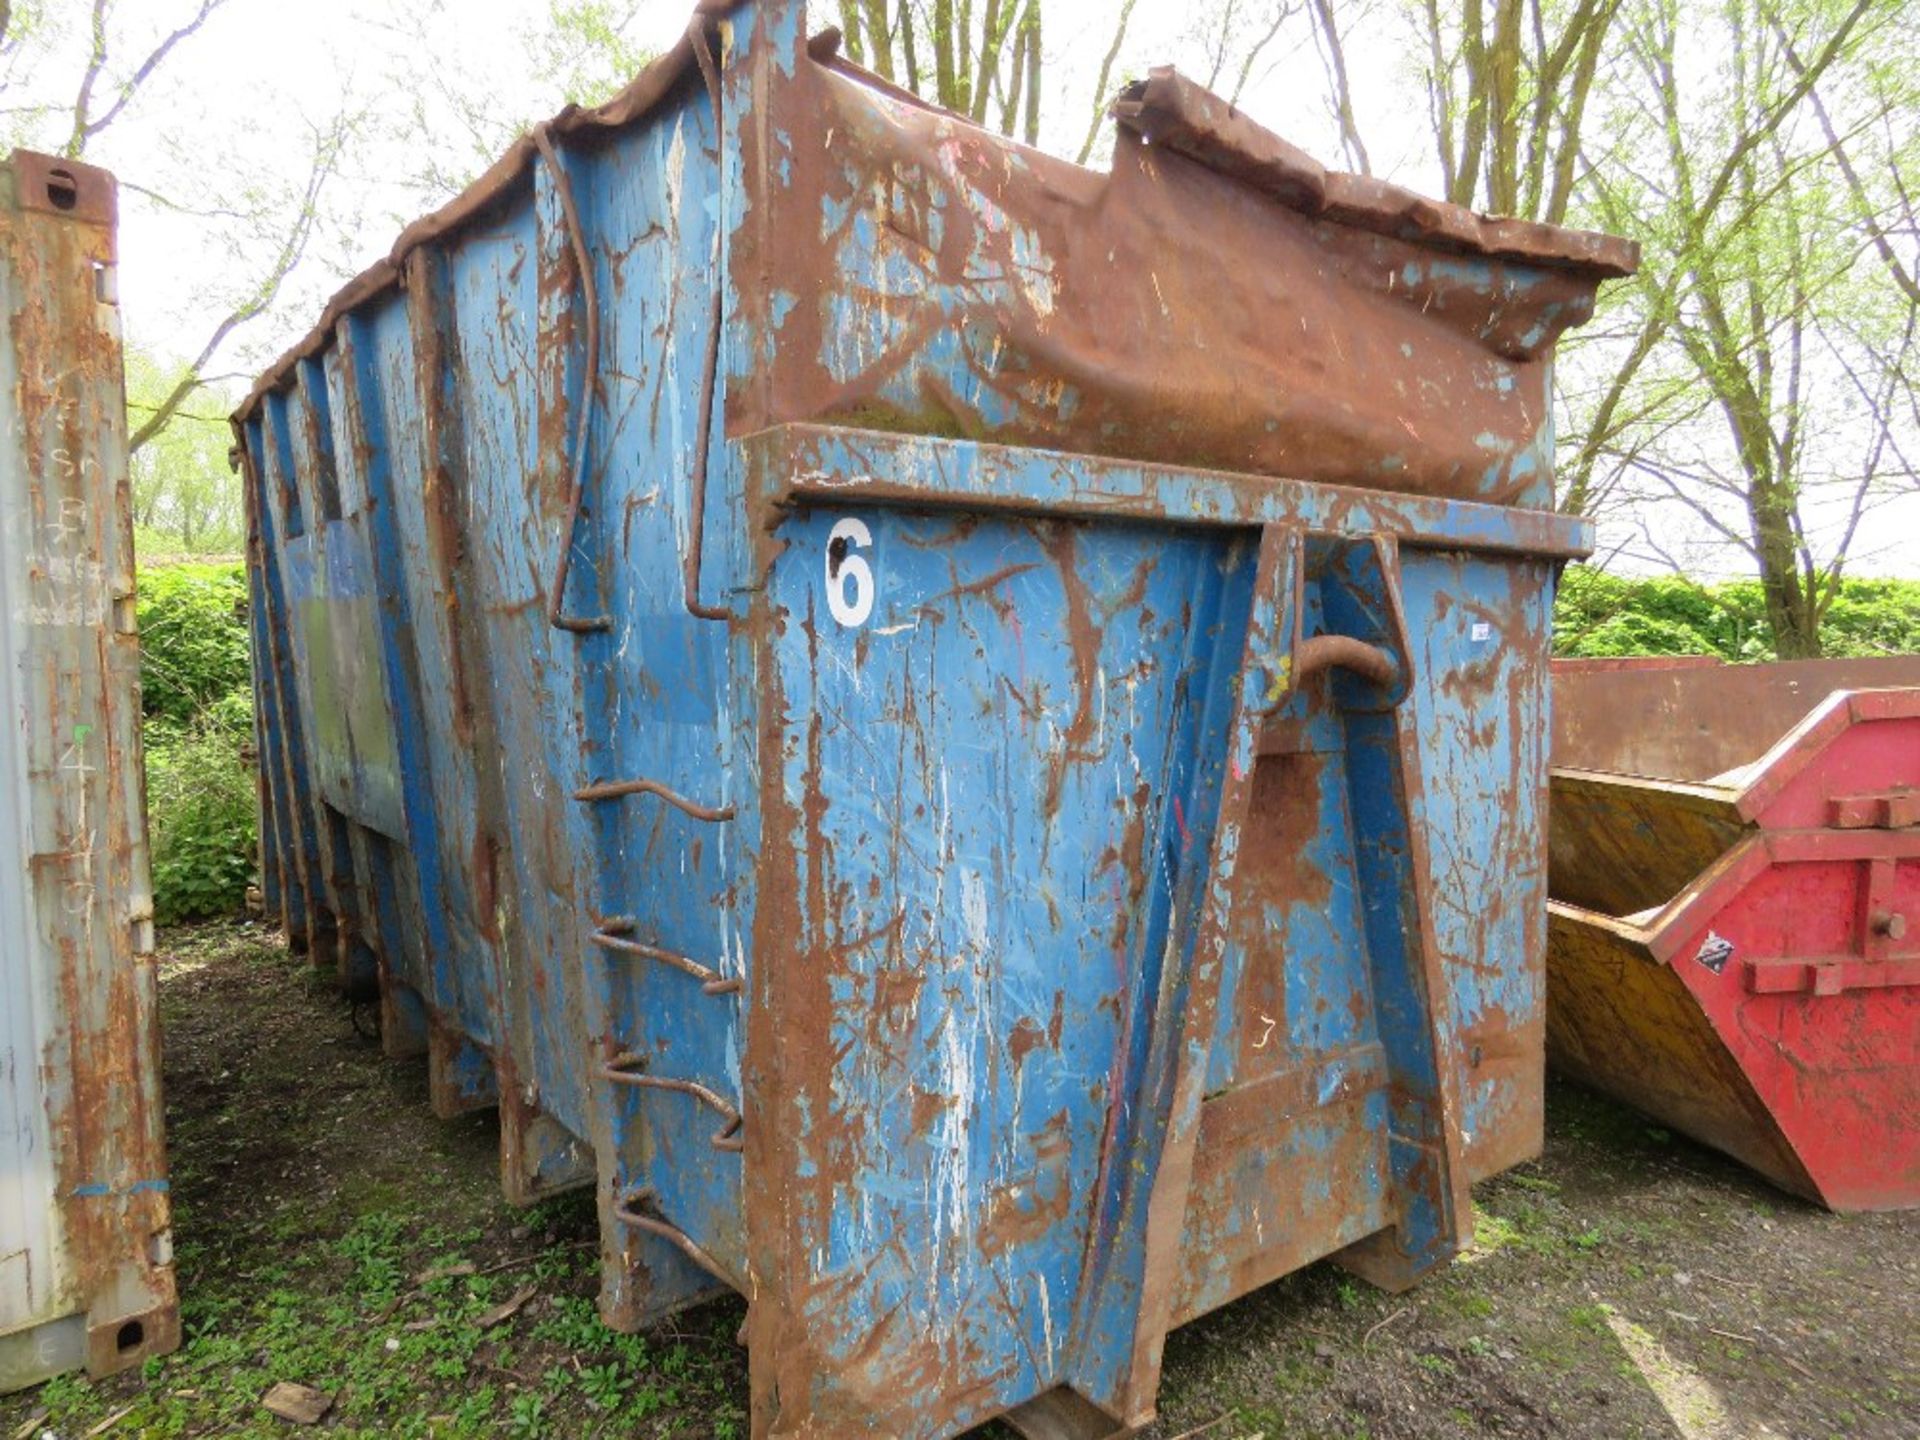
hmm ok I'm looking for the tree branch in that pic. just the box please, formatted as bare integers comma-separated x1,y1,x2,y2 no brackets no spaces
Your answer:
1075,0,1138,166
1309,0,1369,172
65,0,111,159
1768,12,1920,307
128,114,347,454
78,0,223,148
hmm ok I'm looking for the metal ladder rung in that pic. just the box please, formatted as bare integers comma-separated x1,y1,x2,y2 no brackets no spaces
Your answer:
573,775,734,821
591,929,742,995
612,1186,733,1284
601,1054,745,1152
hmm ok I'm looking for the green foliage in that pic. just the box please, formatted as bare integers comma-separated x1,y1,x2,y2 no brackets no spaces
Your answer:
1812,579,1920,658
138,562,251,727
146,711,255,925
126,350,245,557
1554,567,1920,661
531,3,656,108
139,561,255,923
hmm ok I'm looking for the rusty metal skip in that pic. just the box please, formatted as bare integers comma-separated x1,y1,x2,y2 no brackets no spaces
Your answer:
1548,656,1920,1213
230,3,1635,1433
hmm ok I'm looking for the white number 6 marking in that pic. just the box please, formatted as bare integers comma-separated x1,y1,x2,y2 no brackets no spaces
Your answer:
825,517,874,628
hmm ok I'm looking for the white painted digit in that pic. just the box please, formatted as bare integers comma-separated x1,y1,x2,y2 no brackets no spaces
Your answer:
825,517,874,628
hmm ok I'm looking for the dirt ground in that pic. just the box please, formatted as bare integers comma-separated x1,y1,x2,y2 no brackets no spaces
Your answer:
3,921,1913,1439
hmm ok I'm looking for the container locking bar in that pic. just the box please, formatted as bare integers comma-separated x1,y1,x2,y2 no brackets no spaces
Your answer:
601,1053,745,1152
1830,789,1920,829
1746,956,1920,996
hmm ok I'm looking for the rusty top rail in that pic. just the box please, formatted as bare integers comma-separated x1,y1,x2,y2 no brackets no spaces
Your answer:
1112,69,1638,279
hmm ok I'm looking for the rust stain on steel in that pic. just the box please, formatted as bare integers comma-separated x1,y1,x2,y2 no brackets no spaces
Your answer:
736,57,1633,509
1553,654,1920,782
1113,71,1634,275
3,149,179,1389
233,19,1633,516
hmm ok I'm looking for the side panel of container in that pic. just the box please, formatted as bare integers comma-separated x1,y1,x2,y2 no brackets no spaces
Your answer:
0,151,178,1393
748,499,1262,1435
235,65,749,1318
732,421,1586,1436
1177,548,1555,1322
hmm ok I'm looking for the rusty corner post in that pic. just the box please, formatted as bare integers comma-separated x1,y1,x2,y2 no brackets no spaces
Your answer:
1,150,180,1392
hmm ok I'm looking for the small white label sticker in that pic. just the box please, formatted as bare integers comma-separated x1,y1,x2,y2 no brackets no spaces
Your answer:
1470,621,1493,642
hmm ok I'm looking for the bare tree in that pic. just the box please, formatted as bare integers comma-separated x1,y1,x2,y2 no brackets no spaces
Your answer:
1407,0,1623,222
827,0,1312,160
126,114,351,454
834,0,1052,146
63,0,225,159
1573,0,1910,656
1075,0,1139,164
368,0,657,199
1185,1,1301,110
3,0,354,463
1308,0,1368,173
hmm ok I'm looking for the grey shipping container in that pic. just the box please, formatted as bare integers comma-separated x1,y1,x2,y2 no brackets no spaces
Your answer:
2,150,179,1393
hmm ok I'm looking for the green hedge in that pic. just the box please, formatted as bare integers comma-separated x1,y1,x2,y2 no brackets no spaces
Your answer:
139,561,256,923
129,558,1912,922
138,562,252,727
1553,568,1920,661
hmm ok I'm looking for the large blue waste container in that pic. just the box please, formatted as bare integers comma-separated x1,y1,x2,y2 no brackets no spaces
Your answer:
234,4,1633,1434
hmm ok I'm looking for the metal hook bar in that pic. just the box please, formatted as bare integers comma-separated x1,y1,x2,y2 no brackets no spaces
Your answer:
591,930,743,995
612,1186,734,1284
1284,532,1414,711
682,19,733,624
572,775,736,821
1293,634,1398,688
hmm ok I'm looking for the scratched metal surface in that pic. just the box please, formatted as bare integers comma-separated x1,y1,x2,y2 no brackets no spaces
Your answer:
0,151,178,1392
1552,654,1920,783
234,2,1626,1433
